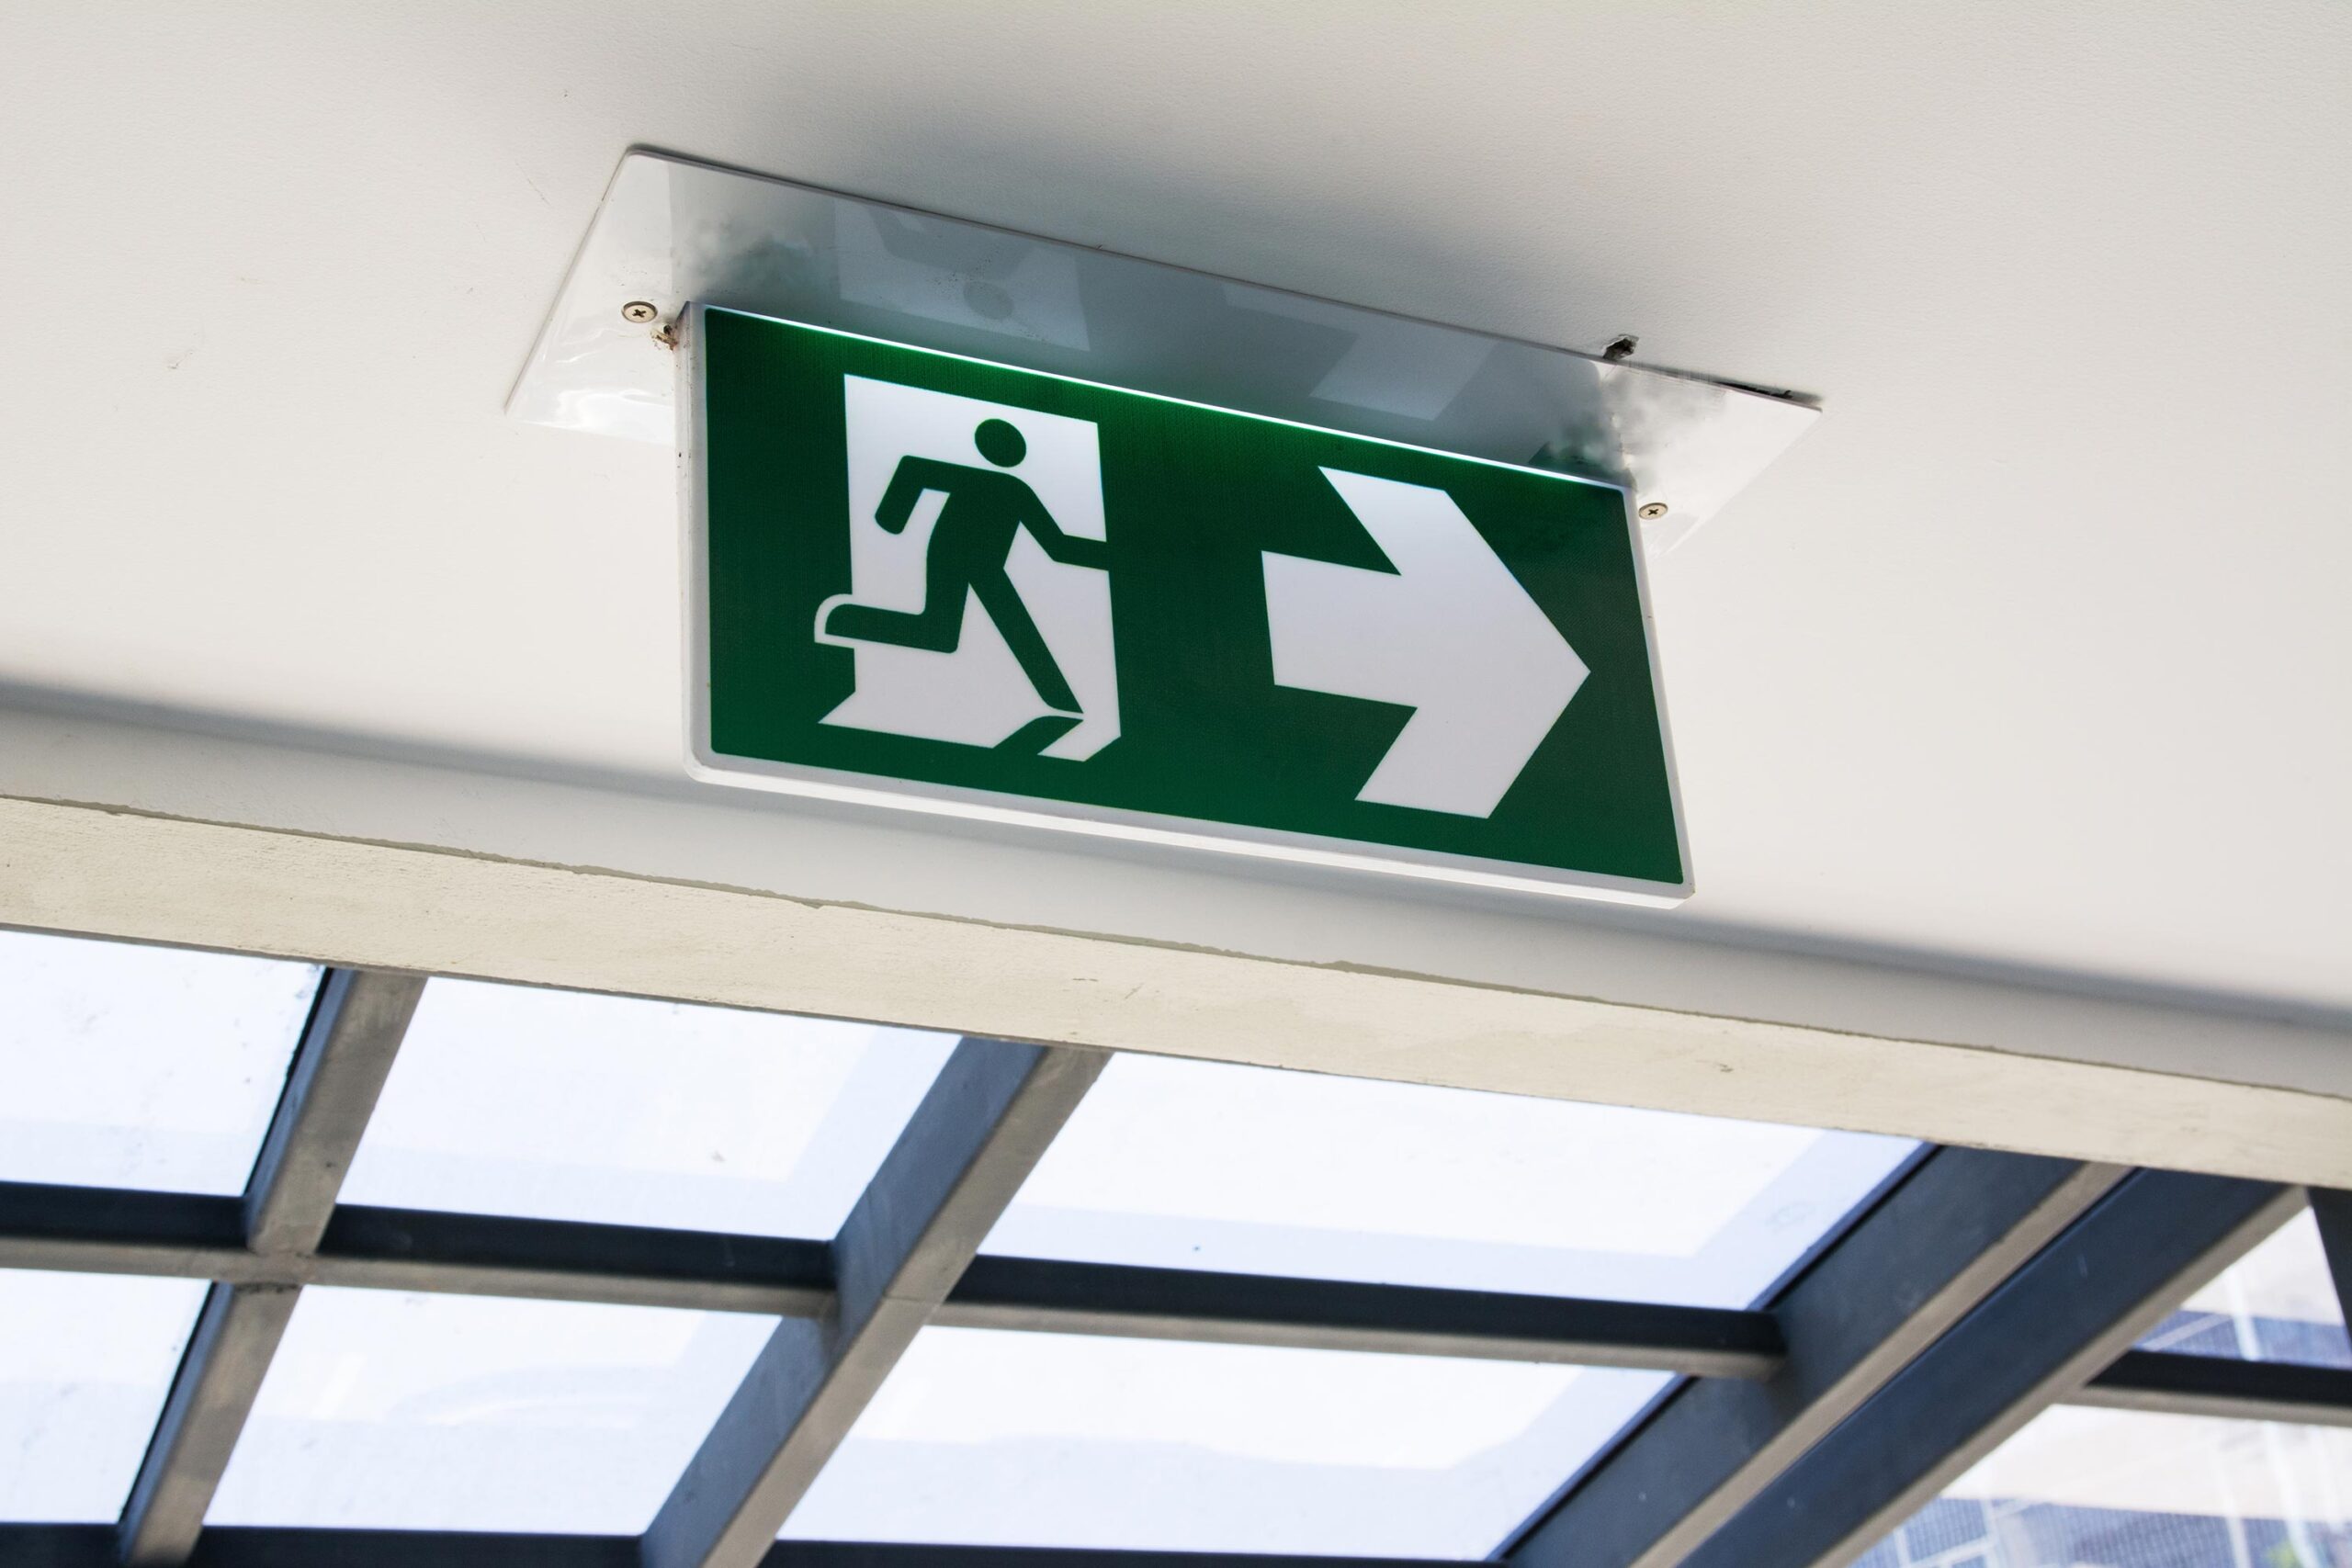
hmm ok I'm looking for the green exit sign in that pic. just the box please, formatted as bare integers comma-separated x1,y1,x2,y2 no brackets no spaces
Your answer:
687,305,1689,903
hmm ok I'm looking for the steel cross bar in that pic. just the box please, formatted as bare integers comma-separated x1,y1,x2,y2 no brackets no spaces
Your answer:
3,1529,1464,1568
1677,1169,2301,1568
0,1180,247,1279
2313,1187,2352,1321
938,1255,1785,1377
2073,1348,2352,1428
0,1184,838,1312
0,1182,1783,1376
1504,1147,2123,1568
115,969,427,1568
639,1037,1110,1568
2055,1186,2352,1431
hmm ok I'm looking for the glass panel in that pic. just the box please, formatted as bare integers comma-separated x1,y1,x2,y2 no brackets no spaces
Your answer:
339,979,956,1238
0,930,320,1193
2137,1207,2350,1368
1870,1406,2352,1567
985,1055,1917,1306
205,1288,775,1532
782,1326,1670,1557
0,1269,209,1521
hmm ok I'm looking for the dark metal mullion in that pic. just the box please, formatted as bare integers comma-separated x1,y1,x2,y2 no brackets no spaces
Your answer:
943,1255,1786,1378
0,1179,1788,1372
112,1284,300,1567
0,1183,839,1312
6,1528,1465,1567
2312,1187,2352,1323
239,971,430,1257
115,969,426,1567
639,1037,1108,1568
313,1203,837,1314
1678,1170,2300,1568
765,1546,1454,1568
1503,1147,2122,1568
2073,1348,2352,1428
0,1179,248,1280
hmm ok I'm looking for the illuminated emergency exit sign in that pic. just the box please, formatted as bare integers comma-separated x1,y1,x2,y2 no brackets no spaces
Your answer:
686,305,1687,903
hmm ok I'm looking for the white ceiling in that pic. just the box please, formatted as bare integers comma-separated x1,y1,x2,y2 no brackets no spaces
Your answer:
3,4,2346,1012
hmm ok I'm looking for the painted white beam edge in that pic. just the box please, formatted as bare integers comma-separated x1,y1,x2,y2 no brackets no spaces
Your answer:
5,791,2347,1187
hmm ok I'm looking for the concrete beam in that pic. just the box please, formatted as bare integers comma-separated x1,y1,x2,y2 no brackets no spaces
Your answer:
6,790,2350,1186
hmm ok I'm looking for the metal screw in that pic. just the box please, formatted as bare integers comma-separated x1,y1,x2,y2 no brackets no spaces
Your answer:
620,300,661,324
1637,502,1669,521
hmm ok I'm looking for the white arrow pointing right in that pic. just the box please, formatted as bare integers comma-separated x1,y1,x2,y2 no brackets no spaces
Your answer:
1261,468,1589,818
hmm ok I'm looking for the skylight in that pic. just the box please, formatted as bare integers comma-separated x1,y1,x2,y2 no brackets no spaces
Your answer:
205,1289,775,1533
783,1326,1671,1557
984,1053,1917,1306
338,978,956,1238
0,931,318,1194
0,1269,207,1521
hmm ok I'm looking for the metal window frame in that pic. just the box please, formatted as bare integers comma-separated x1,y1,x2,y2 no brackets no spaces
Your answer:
1501,1148,2127,1568
0,964,2346,1567
117,970,427,1567
640,1038,1108,1568
1672,1171,2311,1568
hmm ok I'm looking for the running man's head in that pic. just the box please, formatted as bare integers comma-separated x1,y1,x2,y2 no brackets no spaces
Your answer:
974,418,1026,468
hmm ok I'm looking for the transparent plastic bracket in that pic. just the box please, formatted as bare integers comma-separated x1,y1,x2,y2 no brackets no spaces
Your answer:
508,150,1818,557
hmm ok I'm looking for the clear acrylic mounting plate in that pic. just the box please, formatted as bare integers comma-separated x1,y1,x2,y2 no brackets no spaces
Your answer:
508,150,1817,557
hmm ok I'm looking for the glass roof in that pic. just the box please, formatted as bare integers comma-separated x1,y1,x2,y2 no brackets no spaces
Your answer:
984,1054,1918,1306
1862,1406,2352,1568
781,1326,1671,1557
204,1288,775,1533
0,931,319,1194
0,1269,207,1521
2136,1206,2350,1368
338,978,956,1238
10,931,2230,1563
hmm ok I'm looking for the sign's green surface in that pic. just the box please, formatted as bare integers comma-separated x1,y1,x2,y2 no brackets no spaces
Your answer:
691,306,1686,899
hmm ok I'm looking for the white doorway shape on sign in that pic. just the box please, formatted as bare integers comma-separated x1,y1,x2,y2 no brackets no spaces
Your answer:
817,377,1118,761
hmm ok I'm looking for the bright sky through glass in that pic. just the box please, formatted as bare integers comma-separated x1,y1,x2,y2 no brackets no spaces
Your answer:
205,1289,776,1533
2137,1207,2351,1367
987,1055,1918,1305
0,1269,207,1521
783,1326,1671,1556
339,979,956,1238
0,931,319,1194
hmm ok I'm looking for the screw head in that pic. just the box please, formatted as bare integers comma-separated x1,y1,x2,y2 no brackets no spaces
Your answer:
1637,501,1669,521
620,300,660,324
